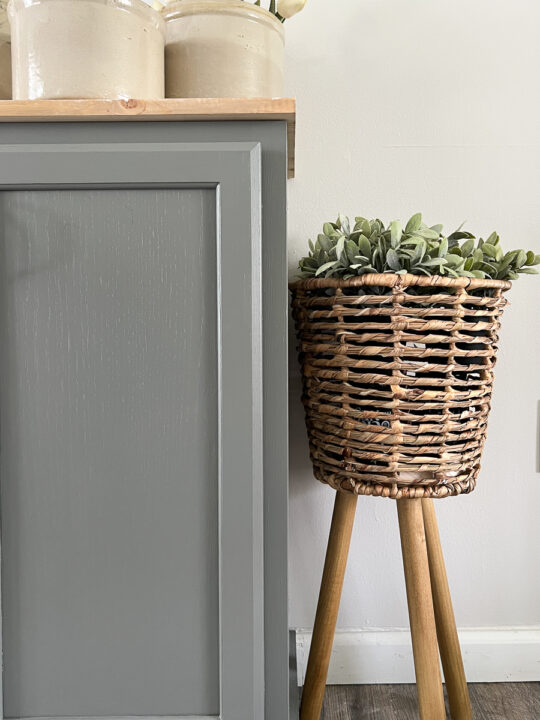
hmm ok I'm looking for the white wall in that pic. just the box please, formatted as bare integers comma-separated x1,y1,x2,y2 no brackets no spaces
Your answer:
285,0,540,672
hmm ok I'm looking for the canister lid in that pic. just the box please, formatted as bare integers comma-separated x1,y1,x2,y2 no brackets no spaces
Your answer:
7,0,166,36
162,0,284,36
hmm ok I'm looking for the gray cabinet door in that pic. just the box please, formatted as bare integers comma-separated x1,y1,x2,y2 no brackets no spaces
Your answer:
0,142,264,720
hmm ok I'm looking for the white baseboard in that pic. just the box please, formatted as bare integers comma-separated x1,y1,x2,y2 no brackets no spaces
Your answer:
295,627,540,685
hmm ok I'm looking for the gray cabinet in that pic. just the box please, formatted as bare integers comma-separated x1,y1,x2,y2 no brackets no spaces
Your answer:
0,120,289,720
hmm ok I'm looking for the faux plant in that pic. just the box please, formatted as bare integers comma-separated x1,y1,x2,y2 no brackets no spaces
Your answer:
154,0,306,20
243,0,307,21
298,213,540,281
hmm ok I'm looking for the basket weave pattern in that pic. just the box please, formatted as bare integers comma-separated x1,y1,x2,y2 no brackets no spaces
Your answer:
290,274,511,499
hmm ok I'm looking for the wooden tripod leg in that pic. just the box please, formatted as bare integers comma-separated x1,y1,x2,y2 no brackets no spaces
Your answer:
397,498,446,720
422,499,472,720
300,490,358,720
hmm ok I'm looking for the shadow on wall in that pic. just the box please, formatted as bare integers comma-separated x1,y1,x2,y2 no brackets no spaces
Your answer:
537,400,540,474
288,310,316,502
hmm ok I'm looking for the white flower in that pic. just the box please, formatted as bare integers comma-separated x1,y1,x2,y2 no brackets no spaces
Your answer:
277,0,307,20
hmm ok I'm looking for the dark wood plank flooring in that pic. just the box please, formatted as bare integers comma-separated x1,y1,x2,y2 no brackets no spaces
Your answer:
314,683,540,719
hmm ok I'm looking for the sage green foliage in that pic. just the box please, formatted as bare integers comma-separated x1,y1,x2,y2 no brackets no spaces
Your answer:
298,213,540,281
243,0,286,22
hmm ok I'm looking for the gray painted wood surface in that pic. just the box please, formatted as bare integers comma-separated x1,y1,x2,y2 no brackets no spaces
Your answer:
0,132,278,720
0,120,290,720
0,188,220,717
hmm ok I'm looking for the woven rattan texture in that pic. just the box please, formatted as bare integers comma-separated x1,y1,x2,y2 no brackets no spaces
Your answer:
290,274,511,499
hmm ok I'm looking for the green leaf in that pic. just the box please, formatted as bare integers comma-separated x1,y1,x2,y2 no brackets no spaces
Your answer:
473,248,484,265
386,248,402,271
526,250,537,265
345,239,358,263
322,222,334,237
445,267,460,277
422,257,448,267
358,235,372,258
401,235,425,246
318,234,332,253
518,267,539,274
350,261,369,269
461,238,475,257
496,256,513,273
390,220,402,248
446,253,464,268
482,243,497,258
417,227,440,240
411,240,427,264
338,214,351,235
448,230,475,241
405,213,422,234
371,220,383,236
438,238,448,257
315,261,338,276
354,217,366,231
335,236,346,263
516,250,527,268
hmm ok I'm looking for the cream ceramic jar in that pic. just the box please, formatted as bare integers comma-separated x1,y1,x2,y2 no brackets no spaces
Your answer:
0,0,11,98
164,0,284,98
8,0,165,100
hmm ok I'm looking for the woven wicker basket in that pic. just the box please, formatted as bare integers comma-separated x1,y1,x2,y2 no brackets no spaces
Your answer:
290,273,512,499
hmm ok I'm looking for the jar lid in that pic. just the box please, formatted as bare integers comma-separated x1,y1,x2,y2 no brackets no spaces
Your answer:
8,0,165,35
163,0,284,35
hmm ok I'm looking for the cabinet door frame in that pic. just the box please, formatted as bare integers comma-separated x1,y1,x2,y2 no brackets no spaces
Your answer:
0,141,264,720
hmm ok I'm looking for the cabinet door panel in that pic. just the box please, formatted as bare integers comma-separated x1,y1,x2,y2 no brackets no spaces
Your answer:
0,141,263,720
0,188,219,717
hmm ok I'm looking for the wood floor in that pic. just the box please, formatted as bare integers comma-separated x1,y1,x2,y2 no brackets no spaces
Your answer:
315,683,540,719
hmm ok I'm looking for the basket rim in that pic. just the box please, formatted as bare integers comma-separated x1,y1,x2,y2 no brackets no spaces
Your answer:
289,272,512,292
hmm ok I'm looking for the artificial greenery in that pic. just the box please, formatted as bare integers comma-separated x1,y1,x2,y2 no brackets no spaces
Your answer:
298,213,540,281
155,0,306,21
242,0,306,22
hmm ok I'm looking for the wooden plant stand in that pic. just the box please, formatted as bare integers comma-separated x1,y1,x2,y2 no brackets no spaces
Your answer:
299,492,472,720
289,274,512,719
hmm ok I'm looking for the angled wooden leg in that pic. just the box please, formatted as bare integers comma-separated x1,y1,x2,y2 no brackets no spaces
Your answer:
422,499,472,720
397,498,446,720
300,490,358,720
